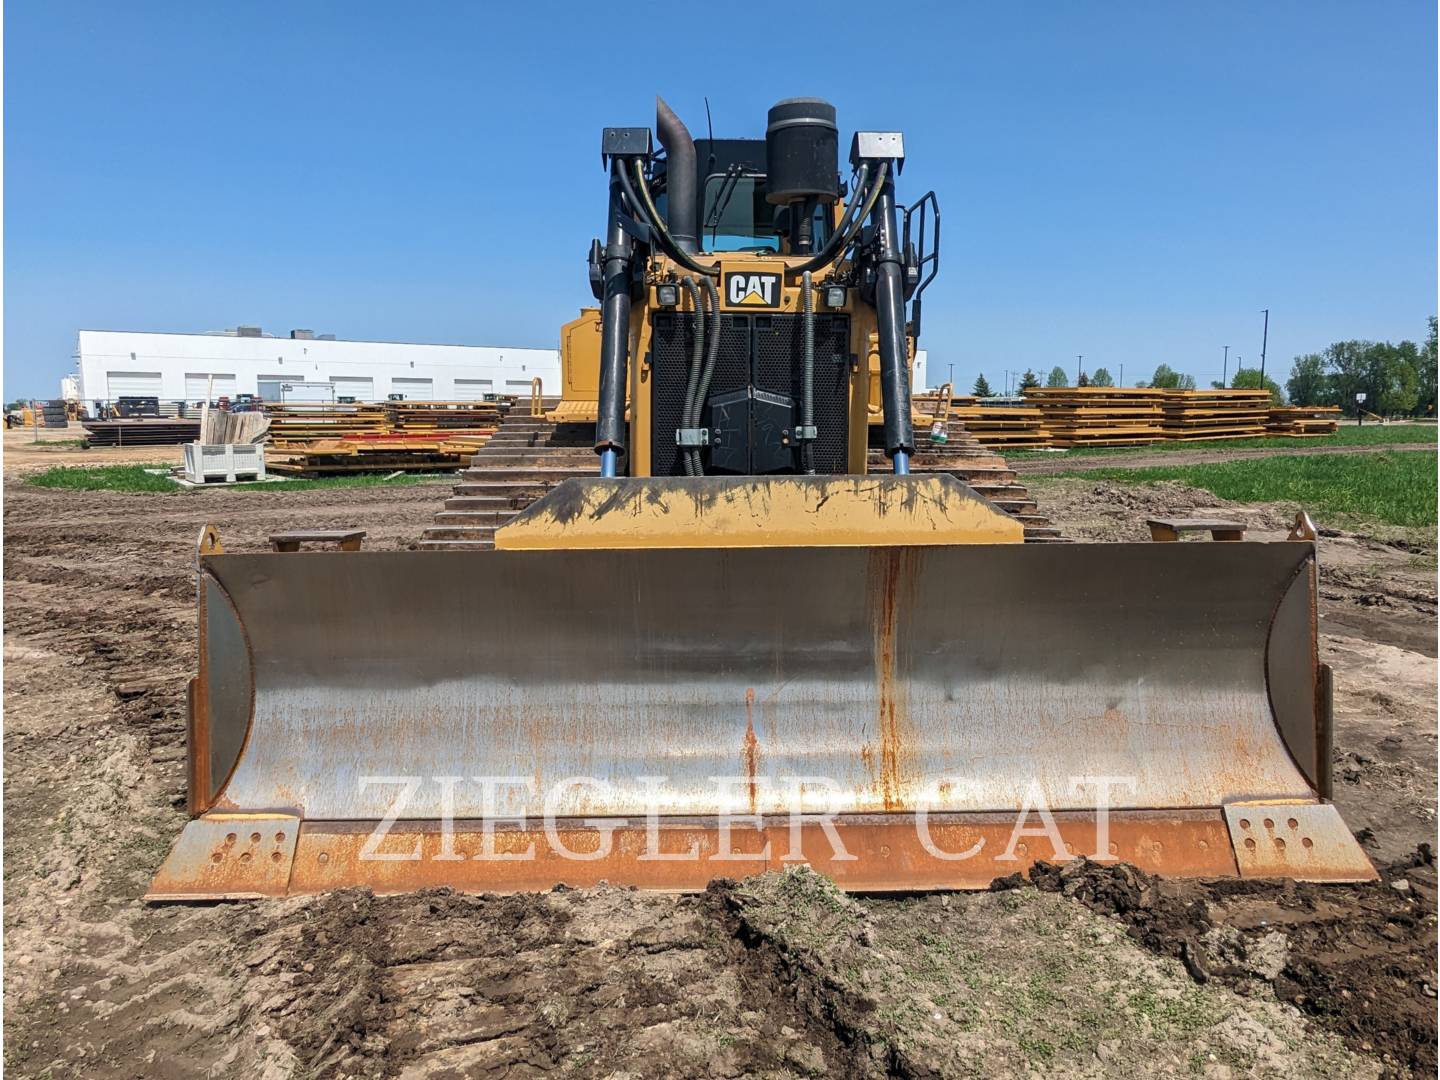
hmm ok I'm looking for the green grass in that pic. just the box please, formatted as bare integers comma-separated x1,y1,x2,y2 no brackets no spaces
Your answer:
1007,421,1436,459
24,464,444,493
1049,450,1436,528
26,465,180,492
230,472,439,492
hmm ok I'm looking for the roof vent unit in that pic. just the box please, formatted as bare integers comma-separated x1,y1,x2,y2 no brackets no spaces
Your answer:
317,333,337,341
290,329,315,340
237,325,263,337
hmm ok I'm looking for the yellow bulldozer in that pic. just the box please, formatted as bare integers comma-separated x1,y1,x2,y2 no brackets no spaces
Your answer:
149,97,1373,900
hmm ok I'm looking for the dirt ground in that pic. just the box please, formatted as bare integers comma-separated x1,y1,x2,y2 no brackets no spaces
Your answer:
3,424,182,470
3,467,1436,1078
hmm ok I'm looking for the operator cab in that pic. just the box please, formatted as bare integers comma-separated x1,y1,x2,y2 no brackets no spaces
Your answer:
656,137,838,256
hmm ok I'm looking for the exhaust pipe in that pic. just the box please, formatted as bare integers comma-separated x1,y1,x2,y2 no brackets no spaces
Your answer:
656,97,698,254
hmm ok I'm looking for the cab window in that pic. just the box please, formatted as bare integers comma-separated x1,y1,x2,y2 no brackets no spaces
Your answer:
699,173,835,254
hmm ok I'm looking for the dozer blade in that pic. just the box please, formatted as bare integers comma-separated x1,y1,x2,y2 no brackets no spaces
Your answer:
149,512,1373,899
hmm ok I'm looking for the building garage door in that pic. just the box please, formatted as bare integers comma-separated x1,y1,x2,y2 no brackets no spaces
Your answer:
106,371,163,399
330,376,374,402
505,379,534,394
391,377,433,400
184,373,237,401
452,379,494,401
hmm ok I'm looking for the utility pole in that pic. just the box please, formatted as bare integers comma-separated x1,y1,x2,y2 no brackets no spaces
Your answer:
1119,363,1124,387
1076,355,1083,385
1222,345,1230,388
948,363,954,390
1259,309,1269,382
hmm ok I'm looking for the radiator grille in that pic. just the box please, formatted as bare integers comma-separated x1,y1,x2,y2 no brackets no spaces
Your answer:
650,312,850,476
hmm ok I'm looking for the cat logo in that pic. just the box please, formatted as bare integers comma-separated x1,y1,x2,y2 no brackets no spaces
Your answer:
724,271,781,309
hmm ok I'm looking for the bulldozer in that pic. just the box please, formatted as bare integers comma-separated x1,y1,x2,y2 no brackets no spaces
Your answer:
148,97,1374,900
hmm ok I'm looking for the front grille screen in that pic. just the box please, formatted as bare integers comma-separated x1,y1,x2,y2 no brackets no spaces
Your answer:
650,312,850,476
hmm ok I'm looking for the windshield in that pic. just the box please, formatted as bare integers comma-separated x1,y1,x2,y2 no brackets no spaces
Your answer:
701,173,832,254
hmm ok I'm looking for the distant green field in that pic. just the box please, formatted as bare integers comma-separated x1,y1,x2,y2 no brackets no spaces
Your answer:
25,465,442,494
1046,450,1436,528
1008,421,1436,459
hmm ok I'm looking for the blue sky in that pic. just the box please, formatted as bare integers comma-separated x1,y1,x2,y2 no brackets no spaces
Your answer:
5,2,1435,398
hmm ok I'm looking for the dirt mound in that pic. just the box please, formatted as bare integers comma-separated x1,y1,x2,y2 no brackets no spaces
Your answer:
1003,853,1438,1077
716,867,1375,1078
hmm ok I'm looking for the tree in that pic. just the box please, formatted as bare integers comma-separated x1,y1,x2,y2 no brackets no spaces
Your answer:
1090,368,1114,387
1231,367,1286,405
1148,364,1195,391
1420,317,1438,416
972,373,993,397
1019,369,1041,391
1286,353,1330,407
1324,338,1423,416
1046,366,1068,388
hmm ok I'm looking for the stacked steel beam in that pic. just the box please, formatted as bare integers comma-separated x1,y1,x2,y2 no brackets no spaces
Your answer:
1024,387,1167,447
1266,405,1341,437
1160,389,1270,440
81,419,200,447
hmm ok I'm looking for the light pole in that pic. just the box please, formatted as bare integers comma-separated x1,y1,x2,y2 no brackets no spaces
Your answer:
1076,355,1083,385
1119,363,1124,387
1222,345,1230,388
1259,309,1269,382
948,363,954,391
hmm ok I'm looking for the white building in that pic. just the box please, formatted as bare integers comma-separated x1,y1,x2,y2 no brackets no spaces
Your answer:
75,326,561,405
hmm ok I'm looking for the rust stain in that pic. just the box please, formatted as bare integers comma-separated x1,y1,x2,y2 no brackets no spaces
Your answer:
743,687,760,816
161,813,1254,898
868,549,917,810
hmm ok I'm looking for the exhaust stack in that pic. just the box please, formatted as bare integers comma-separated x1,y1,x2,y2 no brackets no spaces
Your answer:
656,97,698,254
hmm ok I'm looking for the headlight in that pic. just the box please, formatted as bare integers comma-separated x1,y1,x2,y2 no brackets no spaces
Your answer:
656,283,680,307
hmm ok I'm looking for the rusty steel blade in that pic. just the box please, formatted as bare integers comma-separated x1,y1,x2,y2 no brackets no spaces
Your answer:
149,540,1376,898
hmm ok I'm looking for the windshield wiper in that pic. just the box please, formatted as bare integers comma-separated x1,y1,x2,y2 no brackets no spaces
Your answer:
705,164,745,249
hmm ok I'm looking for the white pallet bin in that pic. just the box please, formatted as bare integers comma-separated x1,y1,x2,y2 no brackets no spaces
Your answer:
183,443,266,484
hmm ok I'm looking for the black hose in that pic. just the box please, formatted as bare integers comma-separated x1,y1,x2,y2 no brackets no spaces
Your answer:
680,276,703,475
801,270,816,474
622,159,719,278
792,161,885,275
693,274,722,473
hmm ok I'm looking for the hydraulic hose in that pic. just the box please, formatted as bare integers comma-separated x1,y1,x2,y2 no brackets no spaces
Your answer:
692,274,722,472
792,161,887,275
680,276,704,475
801,270,816,474
623,159,720,278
